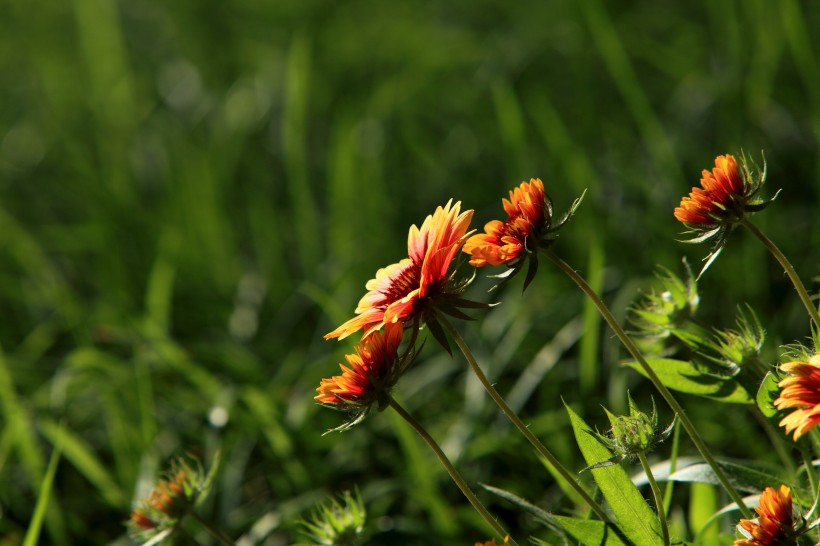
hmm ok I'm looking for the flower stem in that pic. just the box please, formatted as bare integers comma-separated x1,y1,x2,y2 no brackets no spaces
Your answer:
387,398,516,545
436,314,616,526
741,217,820,331
186,509,235,546
545,250,753,519
638,451,670,546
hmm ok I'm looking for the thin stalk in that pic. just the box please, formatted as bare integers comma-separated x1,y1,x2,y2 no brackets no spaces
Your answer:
638,451,670,546
662,422,681,515
545,250,753,518
187,510,235,546
801,444,819,503
388,398,516,545
741,217,820,330
436,315,616,526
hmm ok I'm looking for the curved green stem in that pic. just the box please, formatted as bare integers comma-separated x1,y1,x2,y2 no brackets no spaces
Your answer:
545,249,753,519
388,398,516,545
436,315,616,526
741,217,820,331
638,451,670,546
187,509,235,546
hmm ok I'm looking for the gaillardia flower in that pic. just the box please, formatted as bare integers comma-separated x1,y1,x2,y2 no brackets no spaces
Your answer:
128,457,212,540
774,353,820,440
317,322,409,429
734,485,798,546
675,153,775,275
463,178,551,267
463,178,581,288
325,200,475,341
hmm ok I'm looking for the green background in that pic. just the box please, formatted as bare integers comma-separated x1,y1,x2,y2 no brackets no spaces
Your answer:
1,0,818,543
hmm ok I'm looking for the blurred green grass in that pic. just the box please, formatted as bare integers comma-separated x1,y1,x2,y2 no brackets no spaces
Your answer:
0,0,818,543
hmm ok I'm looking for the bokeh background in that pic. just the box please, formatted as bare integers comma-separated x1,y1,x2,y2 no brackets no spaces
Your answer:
1,0,819,543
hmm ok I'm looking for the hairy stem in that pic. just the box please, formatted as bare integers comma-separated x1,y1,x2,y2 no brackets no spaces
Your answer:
741,217,820,331
437,315,617,526
187,509,235,546
545,249,753,518
388,398,515,545
638,451,670,546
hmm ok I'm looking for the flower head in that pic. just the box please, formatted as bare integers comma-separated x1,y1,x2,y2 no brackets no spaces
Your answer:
734,485,797,546
317,322,408,429
128,456,214,540
301,490,367,546
325,200,474,341
464,179,552,268
675,153,775,276
774,353,820,440
463,178,582,289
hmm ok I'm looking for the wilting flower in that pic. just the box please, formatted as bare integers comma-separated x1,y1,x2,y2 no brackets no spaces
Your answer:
475,537,509,546
675,153,775,276
774,353,820,440
325,200,475,341
463,178,582,289
128,456,215,540
317,322,409,429
734,485,798,546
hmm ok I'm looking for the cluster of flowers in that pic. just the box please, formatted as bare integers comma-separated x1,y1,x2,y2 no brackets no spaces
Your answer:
317,179,562,427
314,153,820,545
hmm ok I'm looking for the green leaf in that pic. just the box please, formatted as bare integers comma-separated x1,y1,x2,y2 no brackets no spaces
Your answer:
756,372,781,418
668,460,783,494
552,516,630,546
23,443,62,546
565,403,663,546
625,358,752,404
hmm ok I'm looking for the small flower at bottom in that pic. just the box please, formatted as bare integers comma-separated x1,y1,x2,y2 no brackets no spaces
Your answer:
325,200,475,341
774,353,820,440
463,178,582,289
301,489,367,546
127,456,214,540
317,322,411,430
674,152,775,276
734,485,799,546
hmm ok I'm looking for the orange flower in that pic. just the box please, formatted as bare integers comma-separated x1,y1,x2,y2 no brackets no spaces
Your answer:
674,153,773,276
128,457,211,540
734,485,797,546
316,322,404,413
675,154,745,227
325,200,474,340
463,178,552,268
774,354,820,440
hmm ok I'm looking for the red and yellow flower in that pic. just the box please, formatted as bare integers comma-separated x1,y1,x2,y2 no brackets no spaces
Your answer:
463,178,552,268
774,354,820,440
325,200,474,340
674,153,773,276
317,322,404,413
734,485,797,546
675,154,746,227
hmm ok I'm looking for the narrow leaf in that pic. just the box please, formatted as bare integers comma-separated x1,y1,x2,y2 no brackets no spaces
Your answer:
23,443,62,546
565,403,663,546
668,461,782,494
552,515,630,546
